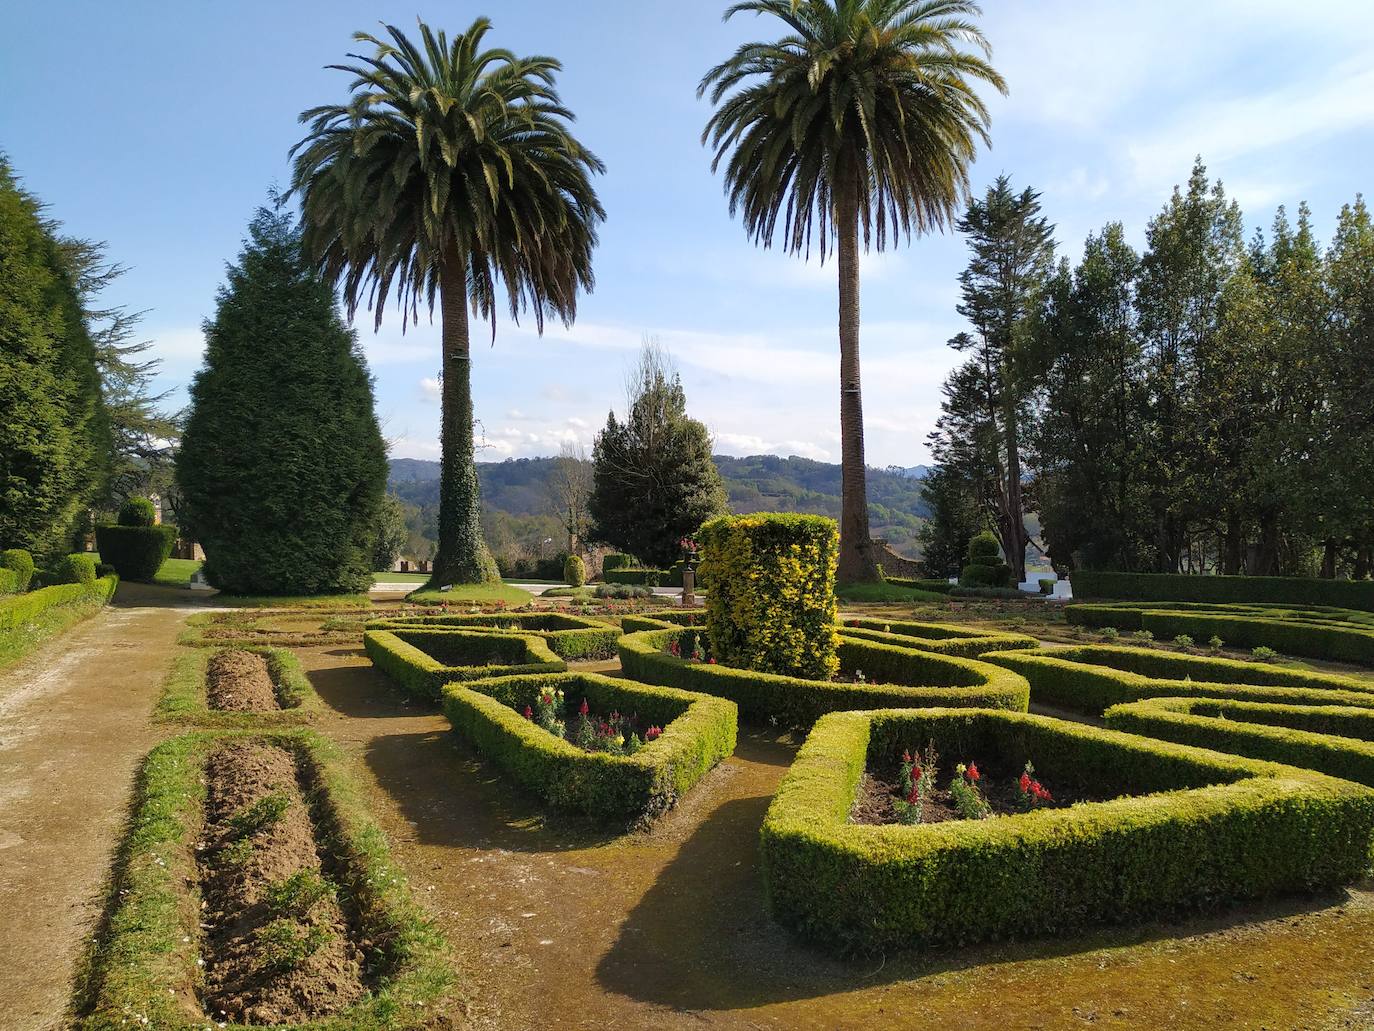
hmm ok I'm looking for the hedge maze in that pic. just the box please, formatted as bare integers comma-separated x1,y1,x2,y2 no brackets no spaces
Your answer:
366,610,621,660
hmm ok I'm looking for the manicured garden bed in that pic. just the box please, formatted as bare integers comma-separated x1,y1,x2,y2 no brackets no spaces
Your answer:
618,626,1028,727
441,672,736,826
403,582,535,607
367,611,620,660
840,617,1038,658
77,729,452,1030
982,644,1374,715
760,707,1374,954
364,627,565,701
155,646,321,727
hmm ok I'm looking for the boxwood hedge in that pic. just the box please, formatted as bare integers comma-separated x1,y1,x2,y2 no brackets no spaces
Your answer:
93,523,177,582
840,617,1038,658
364,628,565,701
620,610,708,633
366,611,620,660
618,627,1028,727
0,575,118,638
1071,570,1374,611
760,707,1374,954
440,672,737,826
982,644,1374,715
154,645,321,727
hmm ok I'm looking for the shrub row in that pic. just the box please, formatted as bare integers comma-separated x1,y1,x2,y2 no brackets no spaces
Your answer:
1104,696,1374,788
364,628,565,701
885,577,955,594
1072,570,1374,611
840,618,1038,658
93,523,177,582
367,611,620,660
620,610,707,633
603,566,668,587
760,707,1374,954
154,646,320,727
1066,603,1374,665
981,644,1374,715
617,627,1028,728
76,729,452,1030
0,575,118,637
440,672,737,826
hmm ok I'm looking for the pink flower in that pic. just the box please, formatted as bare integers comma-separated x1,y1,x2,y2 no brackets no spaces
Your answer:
523,705,533,720
902,750,912,765
646,725,662,741
579,698,589,716
708,657,716,664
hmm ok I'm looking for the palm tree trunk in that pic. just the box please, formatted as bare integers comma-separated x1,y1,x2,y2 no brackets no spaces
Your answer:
835,175,879,584
431,256,498,586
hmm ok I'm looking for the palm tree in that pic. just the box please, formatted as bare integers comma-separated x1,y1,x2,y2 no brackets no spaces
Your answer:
290,19,605,586
700,0,1005,583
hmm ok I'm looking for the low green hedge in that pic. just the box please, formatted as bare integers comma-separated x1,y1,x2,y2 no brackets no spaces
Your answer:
840,618,1038,658
1104,696,1374,788
620,610,708,633
618,627,1028,727
441,672,737,826
154,646,321,727
1072,570,1374,612
886,577,955,594
364,628,565,701
603,567,667,587
1066,603,1374,665
0,548,35,592
760,707,1374,954
367,611,620,660
0,575,118,637
982,644,1374,715
93,523,177,582
75,729,453,1030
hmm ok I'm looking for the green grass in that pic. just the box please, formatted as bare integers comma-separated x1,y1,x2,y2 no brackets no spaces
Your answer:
405,582,535,606
0,595,111,671
372,571,430,584
215,594,372,609
837,582,948,604
153,557,202,587
500,577,567,585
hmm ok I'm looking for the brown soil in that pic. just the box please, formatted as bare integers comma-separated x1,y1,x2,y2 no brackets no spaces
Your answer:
199,741,363,1024
850,765,1087,826
206,649,281,712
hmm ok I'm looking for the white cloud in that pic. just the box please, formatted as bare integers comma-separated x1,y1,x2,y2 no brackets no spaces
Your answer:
713,432,831,462
418,377,441,402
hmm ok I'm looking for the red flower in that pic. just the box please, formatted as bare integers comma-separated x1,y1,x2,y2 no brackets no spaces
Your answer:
708,657,716,664
967,762,981,783
646,726,662,741
579,698,589,716
1019,772,1031,793
523,705,534,720
906,780,920,804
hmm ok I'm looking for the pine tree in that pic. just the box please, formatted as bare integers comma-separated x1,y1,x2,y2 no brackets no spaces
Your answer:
176,204,387,595
915,465,982,578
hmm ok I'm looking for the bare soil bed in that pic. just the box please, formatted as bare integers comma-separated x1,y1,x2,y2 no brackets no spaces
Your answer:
199,741,363,1024
207,649,281,712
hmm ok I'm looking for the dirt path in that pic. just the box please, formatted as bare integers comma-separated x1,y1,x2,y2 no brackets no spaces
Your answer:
0,584,199,1031
300,644,1374,1030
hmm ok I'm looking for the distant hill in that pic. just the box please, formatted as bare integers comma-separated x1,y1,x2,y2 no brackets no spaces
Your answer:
389,454,930,554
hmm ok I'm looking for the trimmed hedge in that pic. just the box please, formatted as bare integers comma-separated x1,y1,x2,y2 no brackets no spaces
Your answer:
841,618,1037,658
620,610,708,634
55,552,97,584
601,553,635,572
94,523,177,582
698,512,840,680
76,729,453,1030
0,575,118,637
760,707,1374,954
1072,570,1374,611
0,548,34,592
618,627,1028,727
367,611,620,660
364,628,565,701
154,646,321,727
1104,696,1374,788
886,577,955,594
982,644,1374,715
1067,602,1374,665
0,568,18,595
604,566,667,587
441,672,737,826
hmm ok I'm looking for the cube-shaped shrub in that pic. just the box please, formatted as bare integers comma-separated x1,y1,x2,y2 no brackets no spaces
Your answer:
155,645,321,727
841,618,1037,658
367,611,619,660
1105,696,1374,787
983,644,1374,715
95,523,178,582
618,626,1028,727
761,708,1374,954
441,672,737,826
698,512,839,679
364,628,565,701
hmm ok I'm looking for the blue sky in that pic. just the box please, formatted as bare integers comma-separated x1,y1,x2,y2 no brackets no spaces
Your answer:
4,1,1374,466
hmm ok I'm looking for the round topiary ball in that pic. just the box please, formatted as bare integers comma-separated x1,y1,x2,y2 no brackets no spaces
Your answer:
967,531,1001,562
564,553,586,588
117,497,157,527
0,548,35,591
55,552,98,585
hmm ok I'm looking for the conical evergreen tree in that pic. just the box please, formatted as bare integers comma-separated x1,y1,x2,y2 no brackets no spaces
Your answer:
177,204,387,595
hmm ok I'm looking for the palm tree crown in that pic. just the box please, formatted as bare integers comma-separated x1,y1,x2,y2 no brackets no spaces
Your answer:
290,18,605,333
700,0,1005,257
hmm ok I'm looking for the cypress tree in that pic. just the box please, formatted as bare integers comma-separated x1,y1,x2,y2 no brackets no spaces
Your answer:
0,156,109,557
177,204,387,595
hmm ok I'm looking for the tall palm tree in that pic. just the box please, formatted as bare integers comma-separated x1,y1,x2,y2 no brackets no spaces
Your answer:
290,19,605,586
700,0,1005,583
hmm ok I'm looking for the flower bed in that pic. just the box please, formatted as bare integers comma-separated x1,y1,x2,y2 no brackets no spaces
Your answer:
440,672,736,826
760,707,1374,954
155,645,321,727
77,729,452,1030
366,611,620,660
364,628,565,701
1104,696,1374,787
618,626,1028,727
840,618,1038,658
981,644,1374,715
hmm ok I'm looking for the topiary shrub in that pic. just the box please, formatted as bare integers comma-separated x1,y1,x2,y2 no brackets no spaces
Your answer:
602,554,635,572
0,548,35,592
698,513,840,680
54,552,97,585
117,497,157,527
95,523,178,583
959,531,1013,589
563,554,586,587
